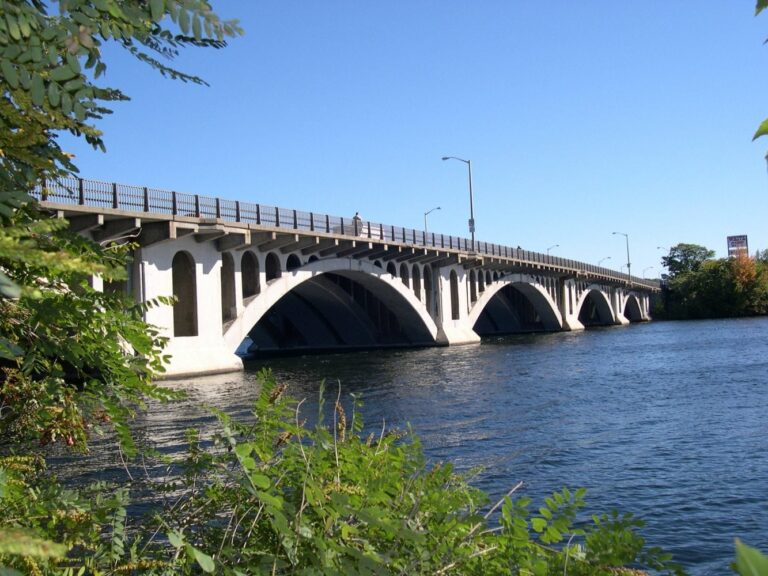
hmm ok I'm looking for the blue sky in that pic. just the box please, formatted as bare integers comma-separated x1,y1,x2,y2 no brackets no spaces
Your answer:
61,1,768,277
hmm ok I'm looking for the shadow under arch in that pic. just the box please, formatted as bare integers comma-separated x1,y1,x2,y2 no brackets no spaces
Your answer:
468,276,562,334
623,293,644,322
575,286,615,326
224,258,439,355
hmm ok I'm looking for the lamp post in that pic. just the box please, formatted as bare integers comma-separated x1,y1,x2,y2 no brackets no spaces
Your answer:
424,206,441,235
612,231,631,277
442,156,475,251
643,266,655,278
598,256,611,266
546,244,559,255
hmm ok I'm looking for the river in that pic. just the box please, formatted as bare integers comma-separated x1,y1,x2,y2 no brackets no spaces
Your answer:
132,317,768,575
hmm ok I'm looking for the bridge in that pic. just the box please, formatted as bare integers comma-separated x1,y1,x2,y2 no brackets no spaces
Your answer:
34,177,659,377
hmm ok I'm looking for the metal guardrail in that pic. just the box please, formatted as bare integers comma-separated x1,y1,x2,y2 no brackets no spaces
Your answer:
33,176,660,291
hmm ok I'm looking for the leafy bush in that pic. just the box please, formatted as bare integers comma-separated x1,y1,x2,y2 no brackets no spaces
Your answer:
0,370,688,575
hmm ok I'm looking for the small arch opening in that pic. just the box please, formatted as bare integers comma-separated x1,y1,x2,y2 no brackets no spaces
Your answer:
412,265,421,301
221,252,236,323
399,263,410,288
265,252,282,282
469,270,477,303
286,254,302,271
172,251,198,337
450,270,460,320
241,251,260,298
387,262,397,277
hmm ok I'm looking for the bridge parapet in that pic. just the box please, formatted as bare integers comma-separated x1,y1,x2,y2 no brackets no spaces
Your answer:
33,176,659,292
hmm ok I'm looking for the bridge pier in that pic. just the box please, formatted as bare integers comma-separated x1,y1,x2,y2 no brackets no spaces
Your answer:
435,266,482,346
137,237,244,378
559,278,586,331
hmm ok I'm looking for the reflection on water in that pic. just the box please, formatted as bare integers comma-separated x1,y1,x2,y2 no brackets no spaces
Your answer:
64,317,768,576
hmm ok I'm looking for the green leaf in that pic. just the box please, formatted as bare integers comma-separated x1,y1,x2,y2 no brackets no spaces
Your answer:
150,0,165,22
531,517,547,533
1,60,19,89
757,0,768,16
50,65,76,82
6,15,21,41
735,539,768,576
0,337,24,360
167,530,184,548
48,82,61,107
178,8,190,34
0,271,21,299
0,528,68,558
186,544,215,573
250,473,270,490
30,74,44,106
753,118,768,141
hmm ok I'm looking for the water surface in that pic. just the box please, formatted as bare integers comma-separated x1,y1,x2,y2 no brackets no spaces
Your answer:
137,317,768,575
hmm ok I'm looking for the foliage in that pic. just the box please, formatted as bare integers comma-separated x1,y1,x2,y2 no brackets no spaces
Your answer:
0,370,688,575
145,371,685,575
0,0,240,449
660,243,715,279
0,0,241,195
755,1,768,141
657,244,768,320
0,1,239,569
734,540,768,576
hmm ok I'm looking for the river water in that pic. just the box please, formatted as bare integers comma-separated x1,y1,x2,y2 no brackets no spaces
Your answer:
134,317,768,575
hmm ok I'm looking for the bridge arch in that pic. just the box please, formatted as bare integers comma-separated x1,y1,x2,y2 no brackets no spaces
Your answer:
386,262,396,277
575,286,615,326
623,293,644,322
224,258,439,355
468,275,562,333
172,250,198,337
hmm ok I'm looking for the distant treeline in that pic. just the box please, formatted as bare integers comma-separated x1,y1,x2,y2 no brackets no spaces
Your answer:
654,244,768,319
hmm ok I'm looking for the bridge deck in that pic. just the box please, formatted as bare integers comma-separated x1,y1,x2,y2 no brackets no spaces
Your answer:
32,176,659,291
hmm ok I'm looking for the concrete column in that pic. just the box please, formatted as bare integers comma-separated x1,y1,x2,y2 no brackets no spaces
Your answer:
559,278,585,331
435,265,481,345
611,288,630,325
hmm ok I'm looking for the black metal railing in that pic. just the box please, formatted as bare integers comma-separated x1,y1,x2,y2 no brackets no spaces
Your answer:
32,176,660,290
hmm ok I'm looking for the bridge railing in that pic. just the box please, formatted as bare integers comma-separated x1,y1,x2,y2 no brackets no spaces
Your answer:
33,176,659,290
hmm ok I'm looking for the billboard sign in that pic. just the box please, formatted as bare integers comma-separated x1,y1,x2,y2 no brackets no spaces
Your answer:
727,235,749,258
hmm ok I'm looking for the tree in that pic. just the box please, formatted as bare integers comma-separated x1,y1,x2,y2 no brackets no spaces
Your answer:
754,1,768,141
660,243,715,278
0,0,240,447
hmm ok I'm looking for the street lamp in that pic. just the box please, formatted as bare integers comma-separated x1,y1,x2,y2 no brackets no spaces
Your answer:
424,206,441,235
442,156,475,251
598,256,611,266
643,266,656,278
612,231,631,277
546,244,559,255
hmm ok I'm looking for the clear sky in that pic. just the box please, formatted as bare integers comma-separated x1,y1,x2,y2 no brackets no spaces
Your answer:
60,1,768,278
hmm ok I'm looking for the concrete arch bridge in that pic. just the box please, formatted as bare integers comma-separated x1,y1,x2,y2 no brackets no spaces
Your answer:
35,177,658,377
